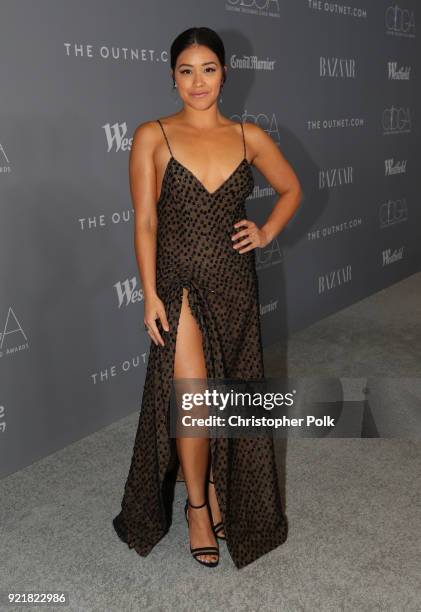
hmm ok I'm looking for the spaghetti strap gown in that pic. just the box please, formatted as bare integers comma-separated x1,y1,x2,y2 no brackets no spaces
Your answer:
112,119,288,569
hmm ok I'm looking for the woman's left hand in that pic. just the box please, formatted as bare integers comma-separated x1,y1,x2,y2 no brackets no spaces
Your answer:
231,220,269,253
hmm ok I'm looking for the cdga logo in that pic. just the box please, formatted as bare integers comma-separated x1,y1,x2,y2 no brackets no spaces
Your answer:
385,5,416,37
255,237,283,270
226,0,281,13
382,106,411,135
379,198,409,228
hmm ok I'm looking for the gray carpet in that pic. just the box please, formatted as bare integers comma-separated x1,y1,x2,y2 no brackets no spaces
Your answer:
1,273,421,611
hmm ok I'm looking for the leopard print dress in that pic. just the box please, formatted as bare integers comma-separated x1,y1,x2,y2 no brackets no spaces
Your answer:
112,119,288,569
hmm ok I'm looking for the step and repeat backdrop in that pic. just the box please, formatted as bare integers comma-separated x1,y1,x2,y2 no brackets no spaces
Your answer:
1,1,419,476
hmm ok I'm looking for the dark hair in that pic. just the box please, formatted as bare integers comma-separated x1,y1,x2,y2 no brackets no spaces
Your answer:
170,27,226,89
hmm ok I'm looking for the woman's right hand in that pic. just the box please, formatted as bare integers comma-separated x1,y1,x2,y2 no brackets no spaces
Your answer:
144,295,170,346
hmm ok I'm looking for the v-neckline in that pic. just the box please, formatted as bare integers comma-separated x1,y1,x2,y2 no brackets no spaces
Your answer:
169,156,249,197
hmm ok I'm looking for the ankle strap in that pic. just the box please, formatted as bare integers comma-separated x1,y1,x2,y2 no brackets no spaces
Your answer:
188,499,207,509
208,478,214,484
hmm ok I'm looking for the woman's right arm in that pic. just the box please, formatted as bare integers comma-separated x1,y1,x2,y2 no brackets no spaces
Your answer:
129,122,169,346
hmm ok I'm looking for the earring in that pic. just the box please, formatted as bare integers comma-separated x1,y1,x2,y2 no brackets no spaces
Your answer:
219,78,225,104
172,81,180,105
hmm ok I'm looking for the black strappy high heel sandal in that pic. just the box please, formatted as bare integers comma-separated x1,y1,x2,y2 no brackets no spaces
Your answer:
184,498,219,568
208,478,226,541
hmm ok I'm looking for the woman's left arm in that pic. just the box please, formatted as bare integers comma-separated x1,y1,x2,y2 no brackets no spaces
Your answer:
232,122,303,253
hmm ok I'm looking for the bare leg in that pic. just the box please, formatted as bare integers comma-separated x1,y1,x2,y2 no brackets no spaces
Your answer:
208,464,225,538
174,288,218,564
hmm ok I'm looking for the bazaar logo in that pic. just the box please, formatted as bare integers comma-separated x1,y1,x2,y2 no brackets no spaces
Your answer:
319,166,354,189
103,121,133,152
318,265,352,294
319,57,356,78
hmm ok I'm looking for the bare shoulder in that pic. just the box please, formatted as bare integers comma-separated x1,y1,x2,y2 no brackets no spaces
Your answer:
241,121,273,163
242,121,269,143
131,119,162,148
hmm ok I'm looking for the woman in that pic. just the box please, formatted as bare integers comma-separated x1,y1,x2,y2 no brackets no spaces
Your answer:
113,26,302,569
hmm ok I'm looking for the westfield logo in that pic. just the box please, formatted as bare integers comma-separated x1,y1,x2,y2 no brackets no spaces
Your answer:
103,122,133,152
114,277,143,308
387,62,411,80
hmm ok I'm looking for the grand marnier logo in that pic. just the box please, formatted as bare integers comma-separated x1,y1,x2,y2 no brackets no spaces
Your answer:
230,54,275,70
103,122,133,152
260,299,278,316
